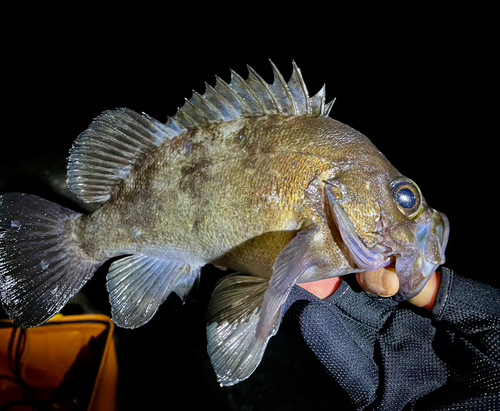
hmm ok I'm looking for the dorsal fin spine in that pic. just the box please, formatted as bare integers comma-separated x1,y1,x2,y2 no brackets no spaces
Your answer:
229,69,263,115
309,85,326,117
324,97,336,117
269,60,295,115
175,103,198,129
213,76,251,117
246,65,279,115
184,97,210,124
191,90,224,123
179,100,202,126
143,113,177,142
288,61,309,115
203,82,237,121
171,61,333,130
165,116,187,135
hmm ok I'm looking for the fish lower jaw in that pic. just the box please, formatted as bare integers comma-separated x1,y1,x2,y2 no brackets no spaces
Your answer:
391,255,440,301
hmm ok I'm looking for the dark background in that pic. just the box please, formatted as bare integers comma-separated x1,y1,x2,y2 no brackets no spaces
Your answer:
1,6,497,410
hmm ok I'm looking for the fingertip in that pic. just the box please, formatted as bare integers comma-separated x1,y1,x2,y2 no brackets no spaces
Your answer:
297,277,341,299
408,271,440,310
357,268,400,297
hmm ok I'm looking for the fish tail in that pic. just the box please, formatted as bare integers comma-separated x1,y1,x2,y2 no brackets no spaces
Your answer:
0,193,101,327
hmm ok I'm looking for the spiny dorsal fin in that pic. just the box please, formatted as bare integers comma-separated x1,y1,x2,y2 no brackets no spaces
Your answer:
67,62,333,204
171,60,334,130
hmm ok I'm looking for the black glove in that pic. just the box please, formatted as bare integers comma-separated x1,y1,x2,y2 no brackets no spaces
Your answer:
284,278,447,410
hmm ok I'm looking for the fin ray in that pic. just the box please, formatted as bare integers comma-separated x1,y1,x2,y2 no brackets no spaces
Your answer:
213,76,251,118
172,61,334,132
245,65,279,114
68,108,173,203
207,225,317,385
203,83,237,121
107,254,200,328
207,274,269,385
268,60,295,115
0,193,101,327
229,69,264,115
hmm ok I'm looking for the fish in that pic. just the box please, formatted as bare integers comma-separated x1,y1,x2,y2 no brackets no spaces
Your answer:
0,61,449,386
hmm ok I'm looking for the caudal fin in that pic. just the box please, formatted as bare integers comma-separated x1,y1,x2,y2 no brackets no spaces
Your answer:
0,193,101,327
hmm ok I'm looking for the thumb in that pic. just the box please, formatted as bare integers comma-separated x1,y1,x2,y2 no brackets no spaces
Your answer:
356,268,400,297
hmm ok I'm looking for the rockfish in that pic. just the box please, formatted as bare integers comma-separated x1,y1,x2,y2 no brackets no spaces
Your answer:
0,62,449,385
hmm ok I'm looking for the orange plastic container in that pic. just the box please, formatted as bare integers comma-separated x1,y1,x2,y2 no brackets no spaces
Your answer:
0,314,117,410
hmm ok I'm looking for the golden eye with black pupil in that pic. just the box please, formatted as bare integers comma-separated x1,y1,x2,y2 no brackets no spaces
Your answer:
390,177,422,219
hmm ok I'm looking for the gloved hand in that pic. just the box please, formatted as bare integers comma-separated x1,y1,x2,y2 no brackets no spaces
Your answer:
298,270,440,310
285,272,446,410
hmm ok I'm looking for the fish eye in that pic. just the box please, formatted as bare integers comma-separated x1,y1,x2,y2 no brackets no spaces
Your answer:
390,177,422,219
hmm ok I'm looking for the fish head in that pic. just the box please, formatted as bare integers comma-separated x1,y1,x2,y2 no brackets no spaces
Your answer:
325,168,449,300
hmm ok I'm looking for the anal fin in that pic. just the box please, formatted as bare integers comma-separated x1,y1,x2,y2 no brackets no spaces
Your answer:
207,226,316,385
106,254,200,328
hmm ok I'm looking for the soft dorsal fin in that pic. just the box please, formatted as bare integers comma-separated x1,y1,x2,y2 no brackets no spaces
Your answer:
67,62,334,203
67,108,175,203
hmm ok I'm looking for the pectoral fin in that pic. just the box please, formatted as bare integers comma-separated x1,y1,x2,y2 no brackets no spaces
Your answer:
107,254,200,328
206,226,316,385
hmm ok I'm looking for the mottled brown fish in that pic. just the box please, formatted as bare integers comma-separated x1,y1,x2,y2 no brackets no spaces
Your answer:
0,62,449,385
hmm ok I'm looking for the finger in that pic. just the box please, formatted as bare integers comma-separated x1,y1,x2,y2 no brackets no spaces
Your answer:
297,277,341,299
356,268,399,297
408,271,440,310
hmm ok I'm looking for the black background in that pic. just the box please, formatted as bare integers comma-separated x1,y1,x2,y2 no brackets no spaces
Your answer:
1,6,497,410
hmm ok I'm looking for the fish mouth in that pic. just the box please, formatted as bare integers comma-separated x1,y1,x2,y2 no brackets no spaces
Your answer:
325,186,450,300
392,209,449,299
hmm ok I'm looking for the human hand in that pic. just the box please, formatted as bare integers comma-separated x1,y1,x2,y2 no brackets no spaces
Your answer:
298,270,440,310
296,277,343,299
297,268,399,300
